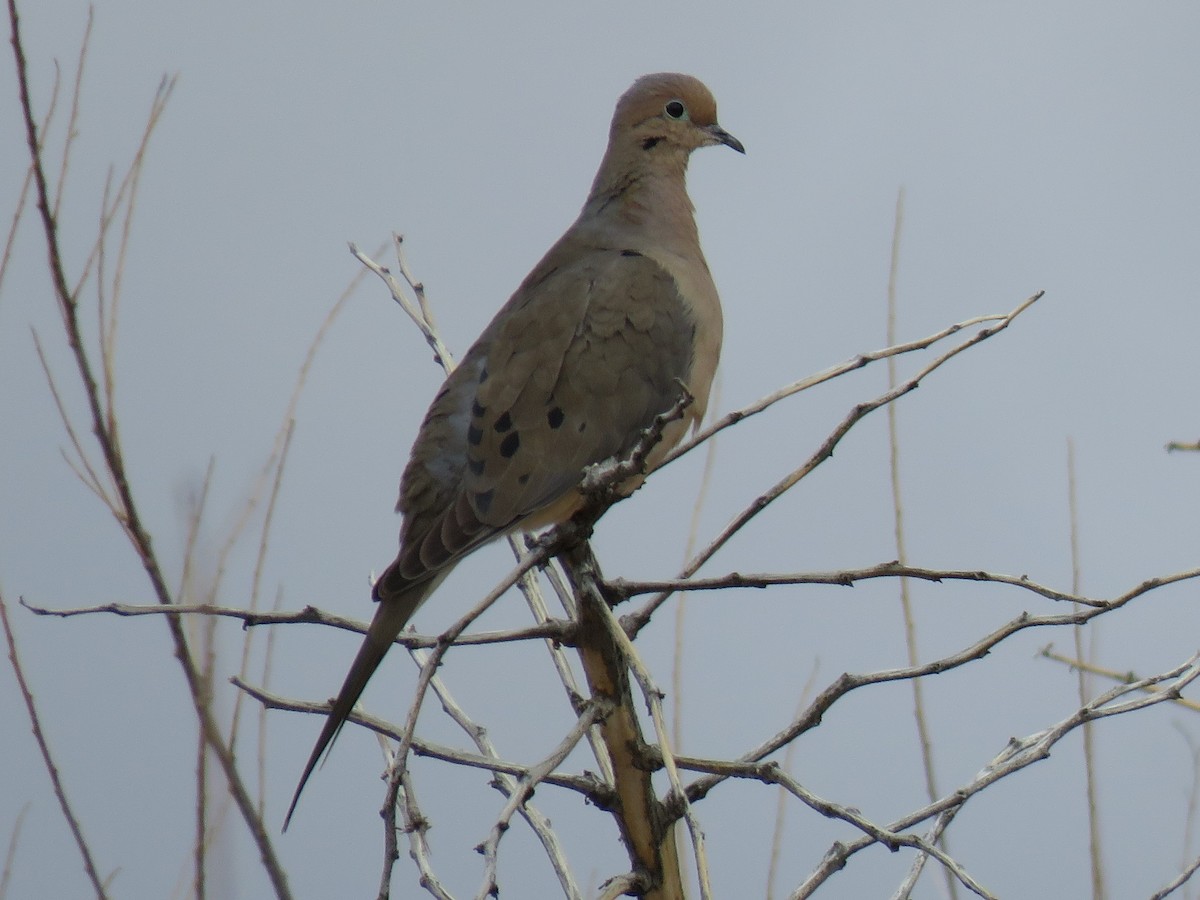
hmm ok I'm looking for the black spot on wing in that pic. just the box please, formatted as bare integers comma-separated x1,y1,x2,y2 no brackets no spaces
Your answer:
467,457,485,476
547,406,565,429
474,489,494,516
467,424,483,446
494,411,513,433
499,432,520,458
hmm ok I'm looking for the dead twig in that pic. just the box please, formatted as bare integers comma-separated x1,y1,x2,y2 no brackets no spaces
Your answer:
1,589,109,898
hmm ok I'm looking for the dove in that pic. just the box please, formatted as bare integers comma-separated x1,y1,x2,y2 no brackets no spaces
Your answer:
285,72,742,828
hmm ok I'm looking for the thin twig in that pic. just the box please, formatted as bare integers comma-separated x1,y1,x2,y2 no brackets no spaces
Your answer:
231,422,295,752
0,39,61,303
612,559,1105,607
1173,723,1200,900
671,756,994,898
220,241,384,593
763,768,993,899
0,802,31,899
890,805,961,900
659,299,1039,473
679,566,1200,809
176,458,216,606
1067,438,1106,899
765,660,821,900
377,545,557,891
408,641,586,899
350,239,455,371
629,291,1045,634
474,703,607,900
1040,645,1200,714
390,770,451,900
195,670,209,900
30,328,118,510
672,374,721,752
258,587,285,818
882,186,956,900
1151,853,1200,900
70,76,176,305
0,589,109,899
22,596,570,645
234,678,603,798
51,8,91,221
6,6,291,894
516,550,617,786
791,655,1200,897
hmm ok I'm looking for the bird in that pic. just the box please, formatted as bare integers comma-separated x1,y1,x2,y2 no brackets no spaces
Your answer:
284,72,743,829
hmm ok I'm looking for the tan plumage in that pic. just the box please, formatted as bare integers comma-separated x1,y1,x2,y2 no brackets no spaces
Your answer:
284,73,743,828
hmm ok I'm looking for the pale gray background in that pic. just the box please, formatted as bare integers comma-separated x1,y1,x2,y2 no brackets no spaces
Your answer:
3,2,1200,898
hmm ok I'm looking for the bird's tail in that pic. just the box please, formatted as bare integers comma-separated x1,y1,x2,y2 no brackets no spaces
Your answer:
282,578,433,830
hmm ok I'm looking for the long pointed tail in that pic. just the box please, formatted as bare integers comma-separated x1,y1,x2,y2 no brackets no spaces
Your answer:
283,579,434,830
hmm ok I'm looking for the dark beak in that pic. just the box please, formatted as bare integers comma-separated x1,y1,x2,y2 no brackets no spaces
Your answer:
707,123,745,154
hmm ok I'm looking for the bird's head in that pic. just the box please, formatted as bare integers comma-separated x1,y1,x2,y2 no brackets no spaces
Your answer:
611,72,745,157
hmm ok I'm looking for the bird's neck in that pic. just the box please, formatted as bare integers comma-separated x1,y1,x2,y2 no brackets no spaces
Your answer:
579,148,701,254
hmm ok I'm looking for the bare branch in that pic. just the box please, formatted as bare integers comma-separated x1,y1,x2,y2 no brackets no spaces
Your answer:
670,755,995,898
234,676,603,799
21,596,570,645
1041,644,1200,714
791,654,1200,897
515,550,617,787
681,567,1200,807
51,8,91,220
765,660,821,900
587,573,712,898
612,561,1103,607
1151,854,1200,900
376,544,558,890
1,589,109,899
391,770,452,900
0,29,62,302
0,801,31,898
230,421,295,751
659,292,1043,472
558,541,686,898
350,239,455,373
6,5,290,893
882,185,957,900
474,702,608,899
30,328,119,512
630,291,1046,633
578,387,693,500
408,643,587,898
890,807,959,900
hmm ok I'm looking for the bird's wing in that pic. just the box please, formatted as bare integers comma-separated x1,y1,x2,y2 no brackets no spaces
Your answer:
377,244,698,597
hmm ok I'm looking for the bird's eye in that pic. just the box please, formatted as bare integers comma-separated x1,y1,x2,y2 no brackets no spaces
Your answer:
664,100,686,120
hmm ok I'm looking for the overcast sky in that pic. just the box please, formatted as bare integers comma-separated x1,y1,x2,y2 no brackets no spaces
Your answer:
4,2,1200,898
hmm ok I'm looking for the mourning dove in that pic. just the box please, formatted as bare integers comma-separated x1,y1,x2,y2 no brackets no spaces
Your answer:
284,72,742,827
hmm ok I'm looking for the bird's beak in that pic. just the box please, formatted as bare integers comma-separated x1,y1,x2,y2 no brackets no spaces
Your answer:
706,124,745,154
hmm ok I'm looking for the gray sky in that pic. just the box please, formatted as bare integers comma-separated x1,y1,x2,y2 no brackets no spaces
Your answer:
3,2,1200,897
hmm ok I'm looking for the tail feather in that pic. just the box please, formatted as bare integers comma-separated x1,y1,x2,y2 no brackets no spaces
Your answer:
283,579,434,830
